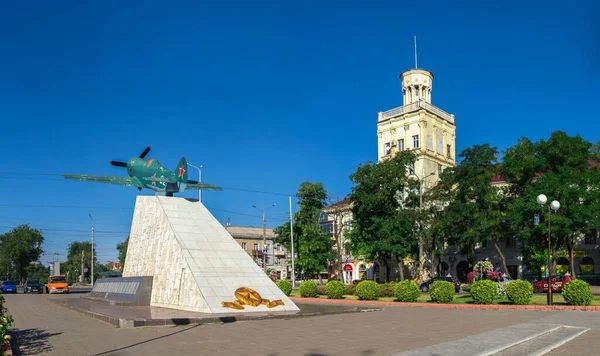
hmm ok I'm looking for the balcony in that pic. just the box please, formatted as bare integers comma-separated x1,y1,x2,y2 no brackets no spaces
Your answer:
378,100,455,124
251,250,264,256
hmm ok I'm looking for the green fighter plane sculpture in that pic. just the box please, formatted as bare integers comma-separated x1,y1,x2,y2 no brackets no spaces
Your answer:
63,146,222,196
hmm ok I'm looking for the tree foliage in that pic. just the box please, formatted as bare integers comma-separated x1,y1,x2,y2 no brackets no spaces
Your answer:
346,151,418,280
501,131,600,276
117,236,129,272
61,241,96,284
274,181,334,279
0,224,44,282
433,144,512,276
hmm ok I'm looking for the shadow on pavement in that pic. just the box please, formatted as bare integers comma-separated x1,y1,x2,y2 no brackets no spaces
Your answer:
10,328,62,356
93,324,200,356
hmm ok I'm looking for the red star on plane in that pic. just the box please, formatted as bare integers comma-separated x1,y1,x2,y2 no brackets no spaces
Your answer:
178,167,186,178
151,173,157,185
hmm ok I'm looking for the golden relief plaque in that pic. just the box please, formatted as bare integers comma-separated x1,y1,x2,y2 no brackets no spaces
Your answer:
221,287,285,310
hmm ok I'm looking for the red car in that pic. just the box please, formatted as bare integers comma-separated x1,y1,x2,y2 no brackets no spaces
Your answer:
532,276,565,293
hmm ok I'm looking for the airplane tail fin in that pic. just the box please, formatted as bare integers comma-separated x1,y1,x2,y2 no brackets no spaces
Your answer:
176,157,188,191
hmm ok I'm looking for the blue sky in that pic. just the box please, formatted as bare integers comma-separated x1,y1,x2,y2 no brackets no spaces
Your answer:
0,1,598,265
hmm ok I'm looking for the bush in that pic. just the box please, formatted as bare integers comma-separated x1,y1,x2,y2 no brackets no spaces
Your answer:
317,285,327,296
344,284,356,295
471,280,497,304
505,280,533,305
562,279,593,306
299,280,319,298
429,280,455,303
394,280,420,302
325,280,345,299
275,280,292,296
355,280,380,300
378,282,395,298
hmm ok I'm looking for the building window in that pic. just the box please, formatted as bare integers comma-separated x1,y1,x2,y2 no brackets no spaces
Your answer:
438,164,443,173
320,221,334,237
383,142,391,156
507,265,518,279
409,162,415,175
447,144,451,158
344,221,352,231
585,228,597,245
242,242,247,250
413,135,419,148
398,139,404,151
505,235,516,248
253,243,259,251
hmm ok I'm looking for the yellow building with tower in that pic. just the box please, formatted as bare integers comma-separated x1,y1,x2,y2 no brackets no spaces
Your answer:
377,68,456,188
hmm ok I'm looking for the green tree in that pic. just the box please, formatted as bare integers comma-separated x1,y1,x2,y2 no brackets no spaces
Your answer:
438,144,513,277
346,151,418,281
62,241,96,284
117,236,129,272
24,262,50,283
501,131,600,277
274,182,334,283
0,224,44,282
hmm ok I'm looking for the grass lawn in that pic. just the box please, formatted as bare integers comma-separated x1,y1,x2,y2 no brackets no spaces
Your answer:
290,290,600,306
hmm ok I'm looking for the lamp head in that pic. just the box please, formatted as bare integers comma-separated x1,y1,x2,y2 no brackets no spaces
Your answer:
252,205,257,209
551,200,560,211
536,194,547,205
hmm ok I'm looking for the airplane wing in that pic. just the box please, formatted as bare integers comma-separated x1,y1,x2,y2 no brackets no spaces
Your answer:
185,180,223,191
63,174,140,187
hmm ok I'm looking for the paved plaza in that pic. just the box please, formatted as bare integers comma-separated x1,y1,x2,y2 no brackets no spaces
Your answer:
6,292,599,356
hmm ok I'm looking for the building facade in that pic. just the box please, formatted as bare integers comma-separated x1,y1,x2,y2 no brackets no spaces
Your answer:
377,68,456,190
225,225,289,280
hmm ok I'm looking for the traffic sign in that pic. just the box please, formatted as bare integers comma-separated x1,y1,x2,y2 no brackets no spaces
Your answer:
534,213,540,225
263,249,268,254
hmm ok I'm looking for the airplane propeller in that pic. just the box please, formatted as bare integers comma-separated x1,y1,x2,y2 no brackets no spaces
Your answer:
140,146,151,159
110,161,128,167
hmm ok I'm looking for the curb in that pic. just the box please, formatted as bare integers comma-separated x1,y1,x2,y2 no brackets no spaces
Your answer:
289,297,600,311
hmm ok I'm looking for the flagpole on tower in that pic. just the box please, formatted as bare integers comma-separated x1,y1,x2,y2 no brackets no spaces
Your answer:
414,35,418,69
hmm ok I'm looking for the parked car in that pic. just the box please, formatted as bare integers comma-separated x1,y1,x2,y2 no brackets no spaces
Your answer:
532,275,565,293
419,276,461,293
24,279,44,294
1,280,17,294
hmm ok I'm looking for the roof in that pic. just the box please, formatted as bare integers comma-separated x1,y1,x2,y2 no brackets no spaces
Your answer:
330,197,351,207
225,225,276,239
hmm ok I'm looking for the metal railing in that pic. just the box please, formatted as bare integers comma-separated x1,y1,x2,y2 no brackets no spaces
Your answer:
379,100,455,124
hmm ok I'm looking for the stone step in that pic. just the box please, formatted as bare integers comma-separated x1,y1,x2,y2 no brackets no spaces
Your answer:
491,326,589,356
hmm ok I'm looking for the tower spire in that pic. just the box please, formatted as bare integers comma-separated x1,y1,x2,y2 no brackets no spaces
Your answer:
414,35,418,69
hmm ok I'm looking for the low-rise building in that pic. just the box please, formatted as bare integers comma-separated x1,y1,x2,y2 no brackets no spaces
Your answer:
225,225,288,280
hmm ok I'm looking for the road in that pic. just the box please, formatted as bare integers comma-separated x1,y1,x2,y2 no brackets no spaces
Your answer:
3,292,597,355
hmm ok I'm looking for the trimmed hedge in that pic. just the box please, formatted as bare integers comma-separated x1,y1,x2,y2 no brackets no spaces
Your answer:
378,282,395,298
344,284,356,296
562,279,593,306
275,280,292,296
394,280,420,302
325,280,345,299
429,280,455,303
505,280,533,305
471,280,497,304
356,280,380,300
317,285,327,296
299,280,319,298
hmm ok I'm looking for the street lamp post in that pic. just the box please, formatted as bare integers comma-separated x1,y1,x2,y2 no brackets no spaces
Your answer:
410,168,434,282
187,163,203,202
252,204,276,272
88,214,94,287
536,194,560,305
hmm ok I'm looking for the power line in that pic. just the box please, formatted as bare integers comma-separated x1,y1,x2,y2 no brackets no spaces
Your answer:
0,172,297,197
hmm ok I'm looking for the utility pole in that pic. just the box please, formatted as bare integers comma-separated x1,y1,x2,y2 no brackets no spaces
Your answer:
89,214,95,287
289,196,295,288
187,163,203,202
81,251,84,283
252,204,276,272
